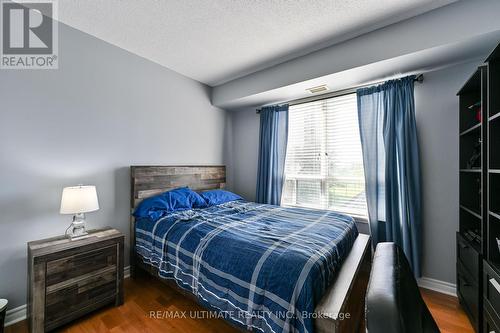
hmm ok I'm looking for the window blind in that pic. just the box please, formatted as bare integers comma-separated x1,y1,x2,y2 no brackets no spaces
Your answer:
281,93,367,217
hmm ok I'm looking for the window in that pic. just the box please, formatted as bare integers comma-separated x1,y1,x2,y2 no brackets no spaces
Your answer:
281,93,367,217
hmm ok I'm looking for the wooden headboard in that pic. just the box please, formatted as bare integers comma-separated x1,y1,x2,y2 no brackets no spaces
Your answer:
129,165,226,276
130,165,226,211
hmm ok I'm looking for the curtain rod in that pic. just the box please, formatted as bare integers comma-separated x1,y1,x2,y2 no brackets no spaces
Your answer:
256,74,423,113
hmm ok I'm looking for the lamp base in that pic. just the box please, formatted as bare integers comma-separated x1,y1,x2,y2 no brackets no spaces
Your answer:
66,213,89,240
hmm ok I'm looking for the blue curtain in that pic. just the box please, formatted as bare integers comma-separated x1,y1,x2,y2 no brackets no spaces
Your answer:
256,104,289,205
357,76,422,276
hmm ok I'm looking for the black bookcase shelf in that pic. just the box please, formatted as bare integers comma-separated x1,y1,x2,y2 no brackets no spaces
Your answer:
460,172,482,213
460,123,481,136
489,112,500,122
489,211,500,220
461,205,482,220
486,46,500,285
489,117,500,169
458,43,500,332
461,169,482,173
457,63,487,333
490,174,500,213
488,213,500,274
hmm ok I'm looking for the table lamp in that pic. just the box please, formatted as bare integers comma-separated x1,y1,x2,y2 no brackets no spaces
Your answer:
60,185,99,239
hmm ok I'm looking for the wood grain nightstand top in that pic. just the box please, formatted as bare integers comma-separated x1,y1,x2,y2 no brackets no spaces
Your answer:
28,228,123,260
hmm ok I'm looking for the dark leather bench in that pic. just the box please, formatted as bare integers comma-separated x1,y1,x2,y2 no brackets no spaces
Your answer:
365,242,440,333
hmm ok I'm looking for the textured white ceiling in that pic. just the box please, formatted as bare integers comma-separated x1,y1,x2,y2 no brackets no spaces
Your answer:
57,0,457,86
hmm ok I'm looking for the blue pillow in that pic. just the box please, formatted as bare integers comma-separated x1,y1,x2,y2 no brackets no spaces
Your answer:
133,195,171,222
133,187,207,221
164,187,207,210
200,190,243,206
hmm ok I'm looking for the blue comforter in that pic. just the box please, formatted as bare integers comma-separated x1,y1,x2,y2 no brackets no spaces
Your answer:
135,201,358,333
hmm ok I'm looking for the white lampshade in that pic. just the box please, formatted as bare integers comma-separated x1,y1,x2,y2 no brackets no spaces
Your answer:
60,185,99,214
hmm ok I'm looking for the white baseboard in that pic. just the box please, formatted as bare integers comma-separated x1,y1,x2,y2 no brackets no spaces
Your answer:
124,265,131,279
418,276,457,296
5,266,131,327
5,304,26,327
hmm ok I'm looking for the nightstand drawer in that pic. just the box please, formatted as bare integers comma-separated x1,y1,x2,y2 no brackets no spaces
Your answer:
46,245,117,286
45,266,117,330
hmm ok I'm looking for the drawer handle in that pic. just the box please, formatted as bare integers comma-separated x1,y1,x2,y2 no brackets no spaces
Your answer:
459,243,469,249
490,277,500,294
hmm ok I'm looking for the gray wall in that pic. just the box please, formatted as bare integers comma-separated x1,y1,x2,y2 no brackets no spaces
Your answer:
0,23,228,308
415,60,481,283
229,109,260,201
228,60,483,284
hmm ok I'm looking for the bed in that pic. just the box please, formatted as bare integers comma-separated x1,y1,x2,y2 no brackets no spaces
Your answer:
130,165,371,333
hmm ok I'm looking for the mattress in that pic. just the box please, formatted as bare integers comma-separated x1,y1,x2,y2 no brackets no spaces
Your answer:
135,200,358,333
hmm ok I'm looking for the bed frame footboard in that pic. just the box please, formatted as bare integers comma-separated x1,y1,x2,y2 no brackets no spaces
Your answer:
314,233,371,333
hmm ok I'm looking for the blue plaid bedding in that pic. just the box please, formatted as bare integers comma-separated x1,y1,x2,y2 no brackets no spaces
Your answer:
135,201,358,333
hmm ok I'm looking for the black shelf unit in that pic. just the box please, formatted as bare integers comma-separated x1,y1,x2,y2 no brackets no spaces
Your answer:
485,44,500,333
457,64,486,332
458,42,500,333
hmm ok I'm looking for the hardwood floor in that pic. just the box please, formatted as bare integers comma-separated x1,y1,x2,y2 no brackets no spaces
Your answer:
6,275,473,333
421,288,474,333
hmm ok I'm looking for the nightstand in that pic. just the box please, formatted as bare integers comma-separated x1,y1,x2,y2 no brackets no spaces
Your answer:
27,228,124,332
